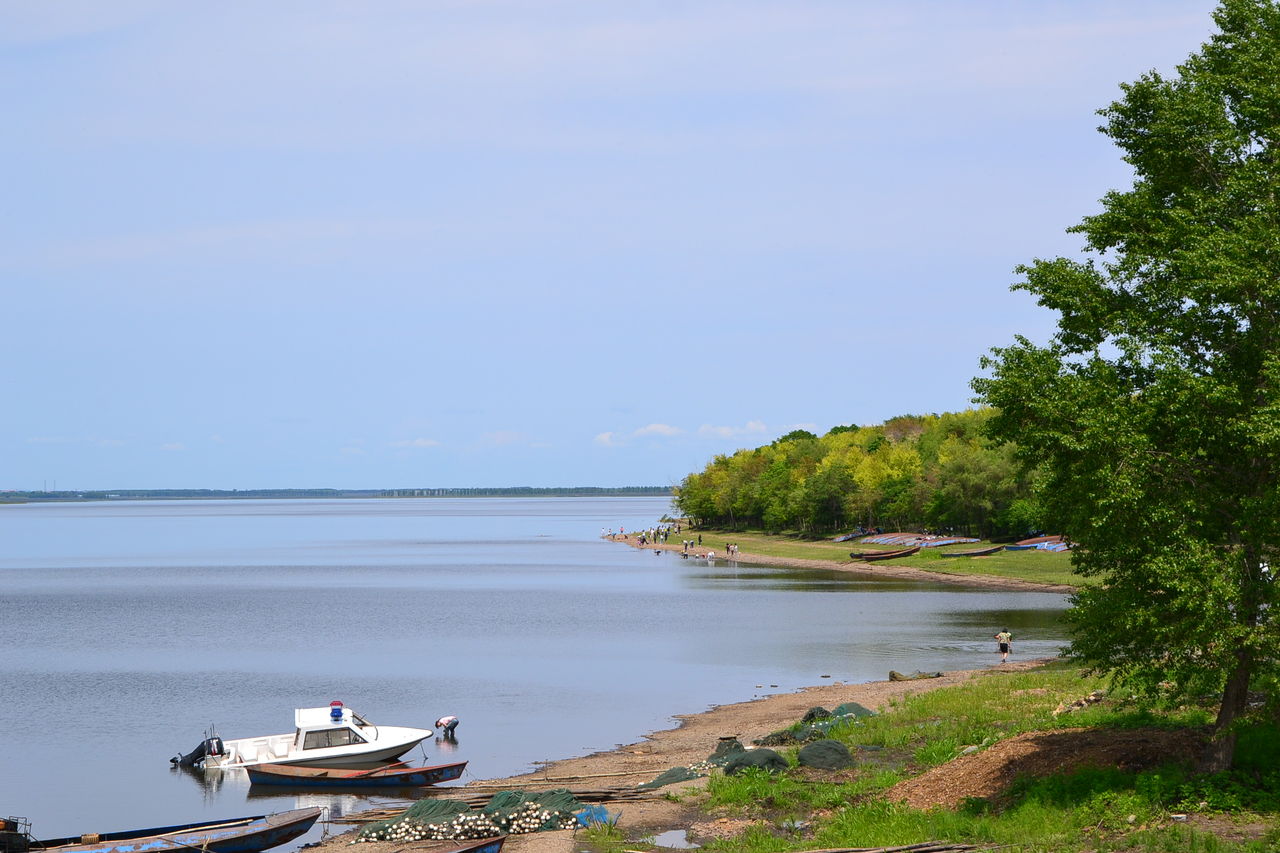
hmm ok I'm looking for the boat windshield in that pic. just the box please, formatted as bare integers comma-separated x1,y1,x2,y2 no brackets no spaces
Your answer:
352,712,373,728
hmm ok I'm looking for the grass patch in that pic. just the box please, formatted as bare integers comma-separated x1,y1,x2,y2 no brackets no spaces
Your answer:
689,527,1080,587
691,662,1275,852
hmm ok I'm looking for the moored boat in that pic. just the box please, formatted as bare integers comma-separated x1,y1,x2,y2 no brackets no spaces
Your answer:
173,701,433,769
10,808,321,853
246,759,467,788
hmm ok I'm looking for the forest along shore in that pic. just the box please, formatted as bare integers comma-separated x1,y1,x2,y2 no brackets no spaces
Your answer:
320,659,1054,853
611,532,1076,594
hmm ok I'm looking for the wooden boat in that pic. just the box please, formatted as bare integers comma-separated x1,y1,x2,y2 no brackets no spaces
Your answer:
849,546,920,562
24,807,321,853
435,838,505,853
247,759,467,788
938,545,1005,558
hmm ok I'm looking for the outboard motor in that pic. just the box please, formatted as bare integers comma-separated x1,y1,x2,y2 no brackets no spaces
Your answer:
0,817,31,853
171,735,226,767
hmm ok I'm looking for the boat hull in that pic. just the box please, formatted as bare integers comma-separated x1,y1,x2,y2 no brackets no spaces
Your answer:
938,545,1005,558
209,725,432,769
34,808,322,853
849,546,921,561
247,760,467,788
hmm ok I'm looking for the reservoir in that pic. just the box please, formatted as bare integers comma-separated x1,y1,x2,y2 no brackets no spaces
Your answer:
0,496,1067,844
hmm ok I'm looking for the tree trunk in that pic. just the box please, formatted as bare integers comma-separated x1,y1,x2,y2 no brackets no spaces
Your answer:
1200,651,1252,772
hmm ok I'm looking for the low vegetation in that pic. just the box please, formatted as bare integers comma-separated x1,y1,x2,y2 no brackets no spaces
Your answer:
685,662,1278,852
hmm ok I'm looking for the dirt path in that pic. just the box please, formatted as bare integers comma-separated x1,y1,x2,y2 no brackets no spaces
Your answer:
613,534,1075,594
314,660,1053,853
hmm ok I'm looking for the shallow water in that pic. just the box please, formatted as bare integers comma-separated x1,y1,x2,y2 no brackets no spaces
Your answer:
0,497,1067,845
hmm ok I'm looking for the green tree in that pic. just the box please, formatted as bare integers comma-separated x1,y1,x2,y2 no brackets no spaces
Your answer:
974,0,1280,771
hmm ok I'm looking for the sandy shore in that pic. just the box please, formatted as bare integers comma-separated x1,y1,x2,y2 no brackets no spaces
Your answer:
612,533,1075,594
316,659,1054,853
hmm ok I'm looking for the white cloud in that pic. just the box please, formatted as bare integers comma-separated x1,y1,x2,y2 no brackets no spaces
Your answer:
481,431,525,447
698,420,768,439
390,437,441,448
161,442,185,451
633,423,682,438
594,431,621,447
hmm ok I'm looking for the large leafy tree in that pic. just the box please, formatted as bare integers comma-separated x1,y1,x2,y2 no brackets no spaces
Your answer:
974,0,1280,770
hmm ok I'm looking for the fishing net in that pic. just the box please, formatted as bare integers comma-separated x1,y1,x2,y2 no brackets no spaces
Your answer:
636,766,704,790
755,701,875,746
722,747,787,775
355,789,584,843
801,706,833,722
797,739,854,770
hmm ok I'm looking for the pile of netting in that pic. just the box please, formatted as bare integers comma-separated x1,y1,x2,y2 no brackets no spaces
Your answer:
355,789,584,843
754,702,875,746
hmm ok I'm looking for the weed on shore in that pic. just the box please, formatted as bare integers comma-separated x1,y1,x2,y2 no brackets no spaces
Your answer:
692,662,1277,853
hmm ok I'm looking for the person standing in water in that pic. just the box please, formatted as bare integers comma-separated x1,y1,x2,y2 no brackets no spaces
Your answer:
435,715,459,739
994,629,1013,663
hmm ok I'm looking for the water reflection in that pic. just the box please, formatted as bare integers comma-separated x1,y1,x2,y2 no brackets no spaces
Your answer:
1,498,1068,847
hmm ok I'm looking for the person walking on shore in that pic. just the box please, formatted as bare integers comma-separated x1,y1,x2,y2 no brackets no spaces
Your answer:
994,629,1013,663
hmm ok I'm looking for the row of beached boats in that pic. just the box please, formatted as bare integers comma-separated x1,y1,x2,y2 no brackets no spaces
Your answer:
1,812,503,853
7,703,492,853
844,531,1071,562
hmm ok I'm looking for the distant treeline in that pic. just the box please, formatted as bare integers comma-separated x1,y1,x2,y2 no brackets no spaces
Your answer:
674,409,1038,539
3,485,673,502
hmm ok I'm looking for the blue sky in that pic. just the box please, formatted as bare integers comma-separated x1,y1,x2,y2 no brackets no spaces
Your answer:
3,1,1220,490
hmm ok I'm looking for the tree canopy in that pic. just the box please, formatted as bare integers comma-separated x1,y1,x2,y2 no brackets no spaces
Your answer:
973,0,1280,770
674,409,1034,538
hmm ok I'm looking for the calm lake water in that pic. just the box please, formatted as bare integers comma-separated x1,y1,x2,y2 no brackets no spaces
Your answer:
0,497,1068,844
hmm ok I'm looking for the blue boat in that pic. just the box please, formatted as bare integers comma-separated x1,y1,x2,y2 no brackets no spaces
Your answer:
246,760,467,788
21,807,322,853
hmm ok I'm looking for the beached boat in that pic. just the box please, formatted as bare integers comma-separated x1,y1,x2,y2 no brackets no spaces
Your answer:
173,701,433,769
246,759,467,788
849,546,920,562
938,545,1005,558
434,838,506,853
12,808,321,853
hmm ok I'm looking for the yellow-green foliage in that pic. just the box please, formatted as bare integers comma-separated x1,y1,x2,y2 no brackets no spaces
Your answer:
674,409,1037,539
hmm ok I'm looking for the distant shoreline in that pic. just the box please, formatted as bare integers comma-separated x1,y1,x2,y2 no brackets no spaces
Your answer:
610,532,1076,594
1,487,673,503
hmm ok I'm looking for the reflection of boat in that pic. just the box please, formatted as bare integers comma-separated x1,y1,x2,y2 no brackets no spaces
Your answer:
173,702,433,769
17,808,321,853
849,546,920,561
247,760,467,788
938,545,1005,558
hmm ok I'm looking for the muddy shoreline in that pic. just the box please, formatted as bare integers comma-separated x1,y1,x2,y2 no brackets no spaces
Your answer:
317,659,1055,853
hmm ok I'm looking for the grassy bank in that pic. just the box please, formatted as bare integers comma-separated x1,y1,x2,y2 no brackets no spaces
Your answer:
687,527,1079,587
670,661,1278,852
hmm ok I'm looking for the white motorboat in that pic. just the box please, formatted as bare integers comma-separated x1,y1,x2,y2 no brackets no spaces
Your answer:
173,702,433,769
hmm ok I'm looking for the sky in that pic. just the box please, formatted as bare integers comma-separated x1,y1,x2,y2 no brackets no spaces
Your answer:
3,1,1223,490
